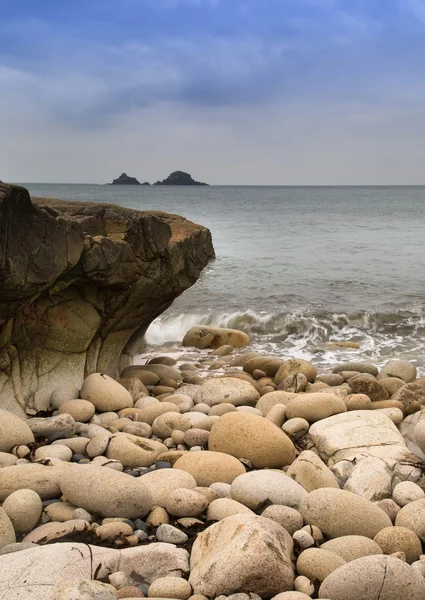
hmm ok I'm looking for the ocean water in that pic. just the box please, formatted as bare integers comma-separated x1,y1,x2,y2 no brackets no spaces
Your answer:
24,183,425,372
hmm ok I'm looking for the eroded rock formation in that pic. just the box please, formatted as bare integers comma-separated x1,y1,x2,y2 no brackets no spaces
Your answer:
0,183,214,416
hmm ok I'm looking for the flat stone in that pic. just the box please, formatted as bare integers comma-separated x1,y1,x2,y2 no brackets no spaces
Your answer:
230,470,308,510
156,524,188,544
194,378,260,407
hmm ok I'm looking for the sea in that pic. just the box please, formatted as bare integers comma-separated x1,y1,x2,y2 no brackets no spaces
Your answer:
23,183,425,373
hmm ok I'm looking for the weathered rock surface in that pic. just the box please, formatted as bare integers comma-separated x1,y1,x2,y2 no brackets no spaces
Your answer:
319,555,425,600
0,183,214,415
189,514,294,597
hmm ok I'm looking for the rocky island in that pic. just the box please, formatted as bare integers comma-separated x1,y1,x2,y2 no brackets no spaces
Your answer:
110,173,141,185
154,171,209,186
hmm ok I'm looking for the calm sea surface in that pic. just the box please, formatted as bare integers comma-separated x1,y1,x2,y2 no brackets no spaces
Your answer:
23,183,425,371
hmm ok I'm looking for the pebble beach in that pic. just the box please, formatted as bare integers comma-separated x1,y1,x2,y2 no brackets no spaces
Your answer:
1,324,425,600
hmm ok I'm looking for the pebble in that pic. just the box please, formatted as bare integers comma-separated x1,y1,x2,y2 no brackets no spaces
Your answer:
2,489,42,533
173,451,246,486
392,481,425,506
156,524,188,544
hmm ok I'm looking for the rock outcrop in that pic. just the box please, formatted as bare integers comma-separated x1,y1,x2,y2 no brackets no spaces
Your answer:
154,171,209,186
110,173,140,185
0,183,214,416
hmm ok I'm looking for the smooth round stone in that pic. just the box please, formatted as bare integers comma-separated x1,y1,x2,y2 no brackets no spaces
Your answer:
395,498,425,539
392,481,425,506
271,594,312,600
141,468,197,507
345,393,371,411
378,360,417,383
72,508,92,522
2,489,42,534
55,579,117,600
209,412,295,468
146,506,170,527
207,498,254,521
50,386,81,409
294,576,314,596
0,453,18,468
52,437,90,454
231,470,308,511
209,482,232,498
58,399,96,422
59,464,153,518
34,444,73,462
194,377,260,407
261,505,303,535
297,548,346,583
321,535,383,562
71,453,85,463
0,409,34,452
256,391,297,415
44,501,76,522
173,451,246,486
332,362,378,376
191,403,210,414
285,393,347,423
286,450,338,492
301,488,392,539
275,358,316,384
156,461,172,469
293,530,315,550
80,373,133,412
375,499,401,522
281,418,310,439
0,463,66,501
374,526,423,564
86,433,111,458
96,521,133,540
378,377,406,396
209,404,237,416
135,402,180,425
148,576,192,600
377,407,404,424
318,555,425,599
0,507,16,549
265,404,287,427
106,433,166,468
183,429,209,447
414,418,425,454
156,524,188,544
166,488,208,517
124,424,153,442
152,413,192,439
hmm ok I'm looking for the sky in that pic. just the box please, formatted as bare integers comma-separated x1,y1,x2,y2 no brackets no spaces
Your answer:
1,0,425,184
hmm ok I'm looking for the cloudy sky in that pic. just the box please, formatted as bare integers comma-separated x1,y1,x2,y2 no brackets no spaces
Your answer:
1,0,425,184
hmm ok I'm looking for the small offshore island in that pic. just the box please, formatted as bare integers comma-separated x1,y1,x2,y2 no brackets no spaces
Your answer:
110,170,209,186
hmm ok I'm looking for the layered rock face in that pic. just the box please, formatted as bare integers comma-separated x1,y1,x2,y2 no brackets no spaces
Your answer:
0,183,214,416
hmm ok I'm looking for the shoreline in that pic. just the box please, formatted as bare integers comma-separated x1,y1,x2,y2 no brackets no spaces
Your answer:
1,325,425,598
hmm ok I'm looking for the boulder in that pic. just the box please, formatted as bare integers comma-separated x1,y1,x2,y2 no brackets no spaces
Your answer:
319,555,425,600
209,412,296,468
182,326,249,349
173,451,246,486
189,514,294,597
0,183,214,415
59,464,153,518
